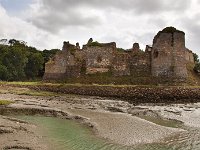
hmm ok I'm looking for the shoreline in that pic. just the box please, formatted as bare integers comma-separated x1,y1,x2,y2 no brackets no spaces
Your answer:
1,82,200,103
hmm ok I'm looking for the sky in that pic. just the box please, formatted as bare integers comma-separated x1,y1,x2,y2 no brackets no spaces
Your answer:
0,0,200,55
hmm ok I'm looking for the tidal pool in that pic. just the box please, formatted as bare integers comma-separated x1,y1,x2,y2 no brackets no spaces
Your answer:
16,116,200,150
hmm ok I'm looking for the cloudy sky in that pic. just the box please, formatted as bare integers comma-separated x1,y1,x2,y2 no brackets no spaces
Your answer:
0,0,200,55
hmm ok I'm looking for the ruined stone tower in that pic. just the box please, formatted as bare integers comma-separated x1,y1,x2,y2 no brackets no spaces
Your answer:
43,41,82,80
132,43,140,52
151,27,188,78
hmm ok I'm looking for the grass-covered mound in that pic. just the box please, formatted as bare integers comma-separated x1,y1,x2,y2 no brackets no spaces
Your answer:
0,100,13,106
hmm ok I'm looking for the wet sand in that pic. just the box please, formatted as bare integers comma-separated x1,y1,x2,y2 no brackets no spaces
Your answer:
68,109,182,146
0,86,192,149
136,103,200,128
0,115,48,150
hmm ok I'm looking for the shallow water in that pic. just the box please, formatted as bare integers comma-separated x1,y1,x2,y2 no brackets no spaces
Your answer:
16,116,200,150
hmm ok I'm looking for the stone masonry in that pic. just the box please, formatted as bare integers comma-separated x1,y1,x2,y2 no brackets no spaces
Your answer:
43,27,195,81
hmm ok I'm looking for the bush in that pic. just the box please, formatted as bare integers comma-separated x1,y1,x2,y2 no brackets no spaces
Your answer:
116,48,125,53
194,63,200,73
0,100,13,105
193,53,199,63
87,41,103,47
161,27,184,34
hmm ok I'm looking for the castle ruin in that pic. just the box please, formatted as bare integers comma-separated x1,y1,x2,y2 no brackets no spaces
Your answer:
43,27,194,82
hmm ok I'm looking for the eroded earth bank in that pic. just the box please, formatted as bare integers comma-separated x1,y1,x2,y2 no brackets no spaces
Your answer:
0,85,200,150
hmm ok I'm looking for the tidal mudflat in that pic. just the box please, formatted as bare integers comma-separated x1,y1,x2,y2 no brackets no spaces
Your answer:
0,85,200,150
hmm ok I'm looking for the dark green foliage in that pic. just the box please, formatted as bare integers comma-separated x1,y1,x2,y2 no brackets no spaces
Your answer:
193,53,200,73
0,65,9,80
153,26,185,44
0,39,58,81
116,48,125,53
87,41,103,47
193,53,199,63
25,51,44,79
0,42,28,80
42,49,60,63
161,27,185,34
194,63,200,73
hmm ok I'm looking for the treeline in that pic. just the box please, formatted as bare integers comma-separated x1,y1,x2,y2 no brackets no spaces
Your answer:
0,39,59,81
194,53,200,73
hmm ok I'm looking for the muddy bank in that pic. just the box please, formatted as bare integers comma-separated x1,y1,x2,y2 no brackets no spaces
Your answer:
3,83,200,103
0,114,48,150
0,105,95,128
0,106,95,150
0,105,183,147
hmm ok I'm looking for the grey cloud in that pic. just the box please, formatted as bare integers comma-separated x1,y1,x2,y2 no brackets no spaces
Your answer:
31,9,100,33
41,0,190,13
181,14,200,53
29,0,102,33
29,0,191,33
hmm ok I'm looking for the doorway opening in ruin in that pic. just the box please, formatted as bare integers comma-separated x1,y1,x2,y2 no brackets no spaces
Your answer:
154,50,159,58
97,55,102,63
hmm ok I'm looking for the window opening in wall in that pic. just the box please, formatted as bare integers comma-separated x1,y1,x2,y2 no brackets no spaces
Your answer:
154,50,159,58
97,55,102,63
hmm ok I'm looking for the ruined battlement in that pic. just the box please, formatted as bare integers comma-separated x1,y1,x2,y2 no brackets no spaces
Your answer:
62,41,77,51
153,27,185,44
132,43,140,52
44,27,195,82
83,40,116,51
185,49,195,63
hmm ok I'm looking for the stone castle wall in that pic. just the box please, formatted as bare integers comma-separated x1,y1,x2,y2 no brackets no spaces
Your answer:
83,42,116,74
112,53,131,76
43,27,195,81
185,49,194,63
43,51,67,80
130,52,151,77
43,42,83,80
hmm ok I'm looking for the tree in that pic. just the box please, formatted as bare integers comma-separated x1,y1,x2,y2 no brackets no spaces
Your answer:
0,39,59,81
194,63,200,73
42,49,60,63
193,53,200,73
0,65,9,80
2,43,28,80
25,52,44,79
193,53,199,63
